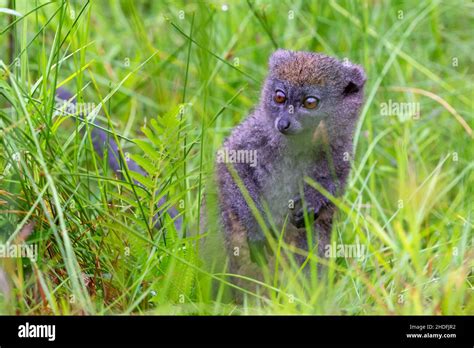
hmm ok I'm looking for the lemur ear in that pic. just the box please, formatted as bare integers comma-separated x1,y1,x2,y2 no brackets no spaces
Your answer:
343,63,366,95
269,49,292,70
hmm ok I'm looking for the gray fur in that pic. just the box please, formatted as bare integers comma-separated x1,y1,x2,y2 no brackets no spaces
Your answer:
214,50,366,275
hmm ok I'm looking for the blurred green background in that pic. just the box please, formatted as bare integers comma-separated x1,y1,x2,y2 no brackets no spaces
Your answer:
0,0,472,314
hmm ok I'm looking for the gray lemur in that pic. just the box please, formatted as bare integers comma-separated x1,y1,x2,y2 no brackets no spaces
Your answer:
215,49,366,276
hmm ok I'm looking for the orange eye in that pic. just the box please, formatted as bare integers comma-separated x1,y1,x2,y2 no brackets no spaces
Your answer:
303,96,319,109
274,90,286,104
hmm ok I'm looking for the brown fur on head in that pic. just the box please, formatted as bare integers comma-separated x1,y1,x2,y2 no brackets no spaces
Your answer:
269,49,345,87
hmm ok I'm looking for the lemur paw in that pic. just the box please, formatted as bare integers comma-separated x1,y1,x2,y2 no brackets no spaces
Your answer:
289,196,321,228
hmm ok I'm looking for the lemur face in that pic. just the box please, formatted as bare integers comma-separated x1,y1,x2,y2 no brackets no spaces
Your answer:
267,79,327,135
261,49,366,136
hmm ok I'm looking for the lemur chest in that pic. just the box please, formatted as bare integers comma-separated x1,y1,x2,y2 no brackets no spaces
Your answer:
260,154,312,223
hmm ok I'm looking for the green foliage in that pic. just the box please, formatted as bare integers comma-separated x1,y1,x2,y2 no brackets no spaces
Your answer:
0,0,472,315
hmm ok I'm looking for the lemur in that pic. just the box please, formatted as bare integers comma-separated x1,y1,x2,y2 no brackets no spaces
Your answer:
57,49,366,283
213,49,366,279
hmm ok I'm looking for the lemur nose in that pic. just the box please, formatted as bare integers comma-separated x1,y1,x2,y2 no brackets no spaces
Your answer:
277,118,291,133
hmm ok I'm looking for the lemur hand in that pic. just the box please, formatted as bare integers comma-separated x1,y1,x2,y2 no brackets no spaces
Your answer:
289,195,325,229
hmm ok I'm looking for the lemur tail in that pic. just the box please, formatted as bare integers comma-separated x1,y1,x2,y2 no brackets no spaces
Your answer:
55,88,182,231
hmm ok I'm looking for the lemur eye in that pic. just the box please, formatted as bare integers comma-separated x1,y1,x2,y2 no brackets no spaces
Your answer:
303,96,319,109
274,90,286,104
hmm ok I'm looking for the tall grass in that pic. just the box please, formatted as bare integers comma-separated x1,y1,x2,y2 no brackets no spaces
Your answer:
0,0,472,314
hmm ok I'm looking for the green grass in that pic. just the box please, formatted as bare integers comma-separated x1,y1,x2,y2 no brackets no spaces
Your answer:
0,0,472,315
